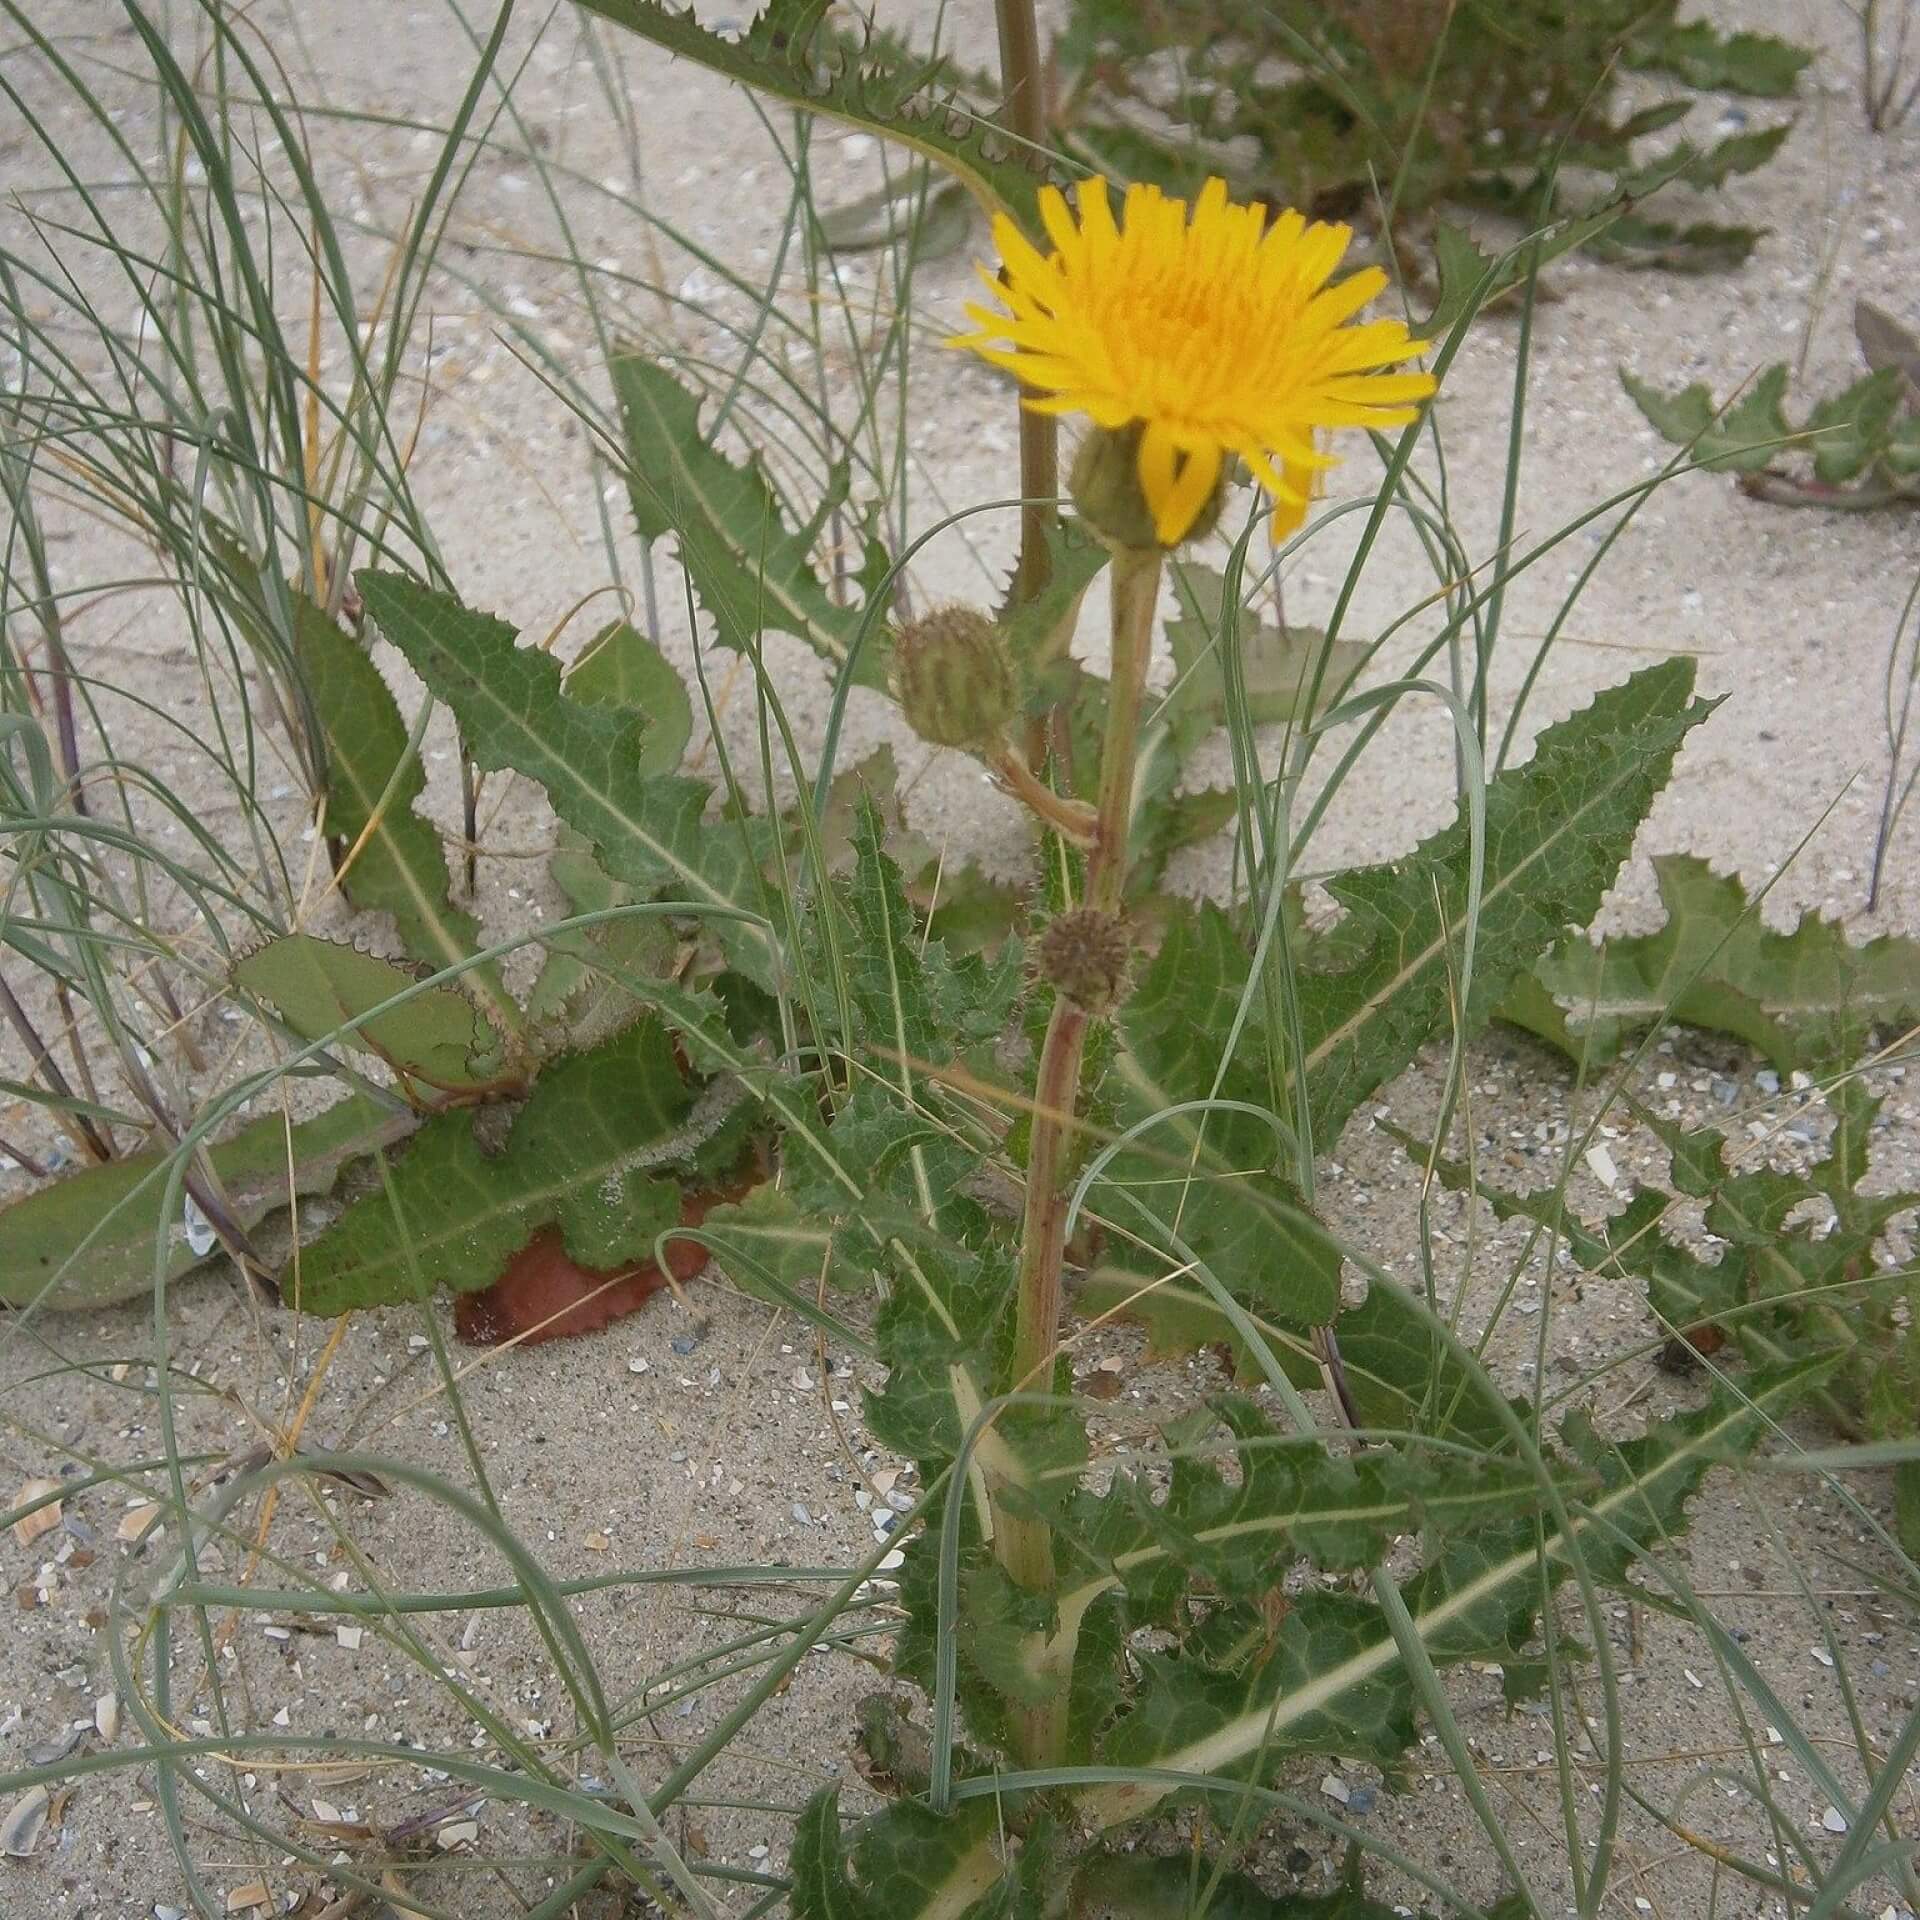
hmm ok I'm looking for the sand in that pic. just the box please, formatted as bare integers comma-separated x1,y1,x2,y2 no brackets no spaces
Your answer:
2,1,1918,1915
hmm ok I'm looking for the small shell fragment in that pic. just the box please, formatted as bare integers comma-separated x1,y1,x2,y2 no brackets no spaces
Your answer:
94,1693,119,1743
10,1479,62,1548
1,1784,50,1858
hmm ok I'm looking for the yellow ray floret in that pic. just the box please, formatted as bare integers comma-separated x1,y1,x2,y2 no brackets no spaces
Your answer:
949,176,1436,546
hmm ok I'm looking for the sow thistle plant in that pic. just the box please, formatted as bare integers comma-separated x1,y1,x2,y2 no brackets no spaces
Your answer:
10,6,1920,1917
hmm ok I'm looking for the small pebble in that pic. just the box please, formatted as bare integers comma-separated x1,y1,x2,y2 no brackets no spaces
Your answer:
1823,1806,1849,1833
670,1334,699,1357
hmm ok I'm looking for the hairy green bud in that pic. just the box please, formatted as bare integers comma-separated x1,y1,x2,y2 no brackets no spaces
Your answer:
1037,907,1133,1016
892,605,1019,751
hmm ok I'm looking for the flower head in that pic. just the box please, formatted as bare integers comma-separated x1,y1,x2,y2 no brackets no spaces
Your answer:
950,176,1436,548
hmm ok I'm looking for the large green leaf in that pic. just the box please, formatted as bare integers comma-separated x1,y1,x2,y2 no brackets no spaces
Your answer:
572,0,1056,238
611,351,882,687
233,934,511,1094
293,592,519,1034
1297,658,1712,1145
0,1095,412,1311
528,620,690,1035
294,1016,742,1314
1077,1360,1828,1829
355,572,783,991
1499,853,1920,1070
1099,902,1344,1333
1622,364,1792,473
826,1360,1828,1911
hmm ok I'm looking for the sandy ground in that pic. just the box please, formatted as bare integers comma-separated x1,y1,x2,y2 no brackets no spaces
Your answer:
3,1,1919,1916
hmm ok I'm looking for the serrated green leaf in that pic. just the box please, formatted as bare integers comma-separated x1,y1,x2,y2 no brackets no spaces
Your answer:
1628,22,1811,96
564,618,692,776
1298,660,1712,1145
694,1183,858,1329
0,1095,413,1311
573,0,1056,239
528,621,689,1033
292,589,520,1035
355,572,782,991
1500,854,1920,1070
233,934,509,1093
1077,1361,1830,1830
1002,519,1109,677
610,350,884,687
1622,365,1791,471
790,1788,878,1920
1804,367,1906,483
1586,215,1765,273
294,1016,735,1314
1100,902,1343,1332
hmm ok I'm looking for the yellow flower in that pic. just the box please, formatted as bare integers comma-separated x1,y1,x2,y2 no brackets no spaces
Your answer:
950,176,1436,547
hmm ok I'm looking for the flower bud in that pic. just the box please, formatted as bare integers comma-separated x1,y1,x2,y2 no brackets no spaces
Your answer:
1071,423,1226,553
892,605,1019,751
1037,907,1133,1016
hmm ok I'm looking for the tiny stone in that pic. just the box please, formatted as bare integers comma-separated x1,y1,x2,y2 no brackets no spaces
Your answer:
1320,1774,1350,1806
1712,1078,1738,1107
1823,1806,1849,1833
1755,1070,1781,1095
671,1334,699,1356
791,1503,813,1527
336,1626,364,1652
1346,1785,1377,1815
627,1357,650,1375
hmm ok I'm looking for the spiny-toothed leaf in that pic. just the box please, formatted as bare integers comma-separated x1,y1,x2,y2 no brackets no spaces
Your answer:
1627,22,1812,96
691,1183,860,1338
1622,365,1790,471
293,1016,741,1314
1585,215,1765,273
564,618,692,776
574,0,1057,239
610,350,884,688
233,934,510,1093
1002,518,1108,676
1803,367,1907,483
790,1787,1020,1920
1500,854,1920,1070
845,794,1022,1063
1075,1361,1833,1832
290,587,521,1036
528,621,688,1033
0,1095,413,1311
1046,1397,1568,1643
355,572,783,991
1099,907,1344,1333
790,1788,879,1920
1297,659,1713,1145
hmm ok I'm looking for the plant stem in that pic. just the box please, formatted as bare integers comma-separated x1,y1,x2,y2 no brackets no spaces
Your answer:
990,744,1097,845
996,544,1162,1767
993,0,1058,614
